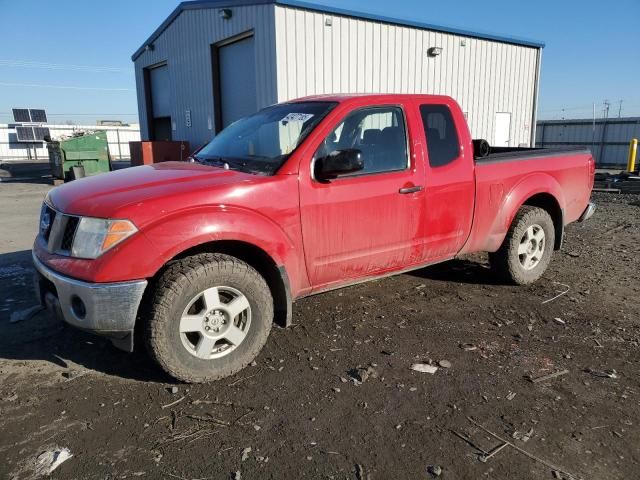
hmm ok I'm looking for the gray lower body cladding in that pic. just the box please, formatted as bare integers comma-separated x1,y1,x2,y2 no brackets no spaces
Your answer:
32,252,147,352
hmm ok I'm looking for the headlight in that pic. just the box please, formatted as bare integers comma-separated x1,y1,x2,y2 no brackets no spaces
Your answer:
71,218,137,259
39,203,52,236
40,194,53,235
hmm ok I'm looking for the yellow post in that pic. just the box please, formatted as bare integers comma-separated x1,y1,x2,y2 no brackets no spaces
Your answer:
628,138,638,173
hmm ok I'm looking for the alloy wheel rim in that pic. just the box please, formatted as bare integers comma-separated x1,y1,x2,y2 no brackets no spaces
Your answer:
179,285,251,359
517,224,545,270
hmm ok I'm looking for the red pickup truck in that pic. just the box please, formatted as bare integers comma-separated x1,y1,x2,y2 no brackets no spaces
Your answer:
33,94,595,382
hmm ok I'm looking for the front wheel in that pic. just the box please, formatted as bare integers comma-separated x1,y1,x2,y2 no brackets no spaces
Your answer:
144,253,273,383
489,206,555,285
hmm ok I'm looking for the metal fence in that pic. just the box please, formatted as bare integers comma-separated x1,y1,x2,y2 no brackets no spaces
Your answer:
0,124,141,162
536,117,640,167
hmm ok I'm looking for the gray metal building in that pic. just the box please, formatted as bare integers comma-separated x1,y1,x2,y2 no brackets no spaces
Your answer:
537,117,640,167
132,0,544,150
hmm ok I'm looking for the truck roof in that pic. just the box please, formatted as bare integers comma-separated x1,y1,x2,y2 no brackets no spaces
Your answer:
290,93,454,103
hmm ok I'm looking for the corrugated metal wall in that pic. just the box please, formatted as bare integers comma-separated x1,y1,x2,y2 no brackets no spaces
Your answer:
133,3,540,149
273,6,540,146
133,4,278,147
536,118,640,167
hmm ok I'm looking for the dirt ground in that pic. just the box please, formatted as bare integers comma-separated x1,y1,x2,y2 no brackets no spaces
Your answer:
0,181,639,480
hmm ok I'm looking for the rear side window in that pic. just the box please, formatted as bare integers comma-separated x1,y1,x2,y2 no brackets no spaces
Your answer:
420,104,460,167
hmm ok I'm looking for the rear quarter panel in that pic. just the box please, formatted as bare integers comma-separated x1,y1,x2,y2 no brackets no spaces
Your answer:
461,151,594,253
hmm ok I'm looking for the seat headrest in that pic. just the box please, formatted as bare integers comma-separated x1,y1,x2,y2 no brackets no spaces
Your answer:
381,127,404,144
362,129,381,144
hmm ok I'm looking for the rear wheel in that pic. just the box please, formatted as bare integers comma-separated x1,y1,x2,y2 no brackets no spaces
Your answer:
489,206,555,285
145,253,273,383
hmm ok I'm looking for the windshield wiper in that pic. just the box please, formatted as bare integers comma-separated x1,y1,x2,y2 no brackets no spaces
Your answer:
195,155,231,170
195,155,273,175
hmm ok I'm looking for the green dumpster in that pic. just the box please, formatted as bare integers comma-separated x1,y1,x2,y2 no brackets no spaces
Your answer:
47,131,112,181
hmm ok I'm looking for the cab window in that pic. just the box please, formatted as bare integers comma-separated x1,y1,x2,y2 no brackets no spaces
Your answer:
420,104,460,167
315,106,408,176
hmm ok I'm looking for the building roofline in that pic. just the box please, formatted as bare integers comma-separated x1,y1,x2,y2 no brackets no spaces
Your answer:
132,0,545,61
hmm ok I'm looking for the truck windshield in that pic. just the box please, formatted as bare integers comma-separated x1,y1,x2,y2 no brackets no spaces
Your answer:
195,101,337,175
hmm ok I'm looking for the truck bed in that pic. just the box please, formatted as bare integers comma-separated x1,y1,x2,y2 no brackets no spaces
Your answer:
462,146,594,254
475,146,591,164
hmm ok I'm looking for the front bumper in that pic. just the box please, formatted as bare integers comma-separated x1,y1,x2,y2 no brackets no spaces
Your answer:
32,252,147,351
578,202,596,222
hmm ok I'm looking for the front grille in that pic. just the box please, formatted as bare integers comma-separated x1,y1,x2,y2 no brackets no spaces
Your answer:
42,205,80,256
60,216,79,251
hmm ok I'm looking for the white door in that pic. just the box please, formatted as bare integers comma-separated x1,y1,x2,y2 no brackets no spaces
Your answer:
218,35,257,129
494,112,511,146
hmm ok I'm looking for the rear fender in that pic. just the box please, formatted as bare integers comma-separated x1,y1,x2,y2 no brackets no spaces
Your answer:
483,173,566,252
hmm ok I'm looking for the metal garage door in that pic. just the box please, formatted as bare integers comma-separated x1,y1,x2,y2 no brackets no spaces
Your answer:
218,35,257,129
148,64,172,141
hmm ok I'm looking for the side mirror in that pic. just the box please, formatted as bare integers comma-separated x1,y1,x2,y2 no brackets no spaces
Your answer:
315,149,364,181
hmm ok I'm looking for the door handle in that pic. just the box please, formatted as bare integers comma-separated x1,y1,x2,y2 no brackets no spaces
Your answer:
399,185,424,194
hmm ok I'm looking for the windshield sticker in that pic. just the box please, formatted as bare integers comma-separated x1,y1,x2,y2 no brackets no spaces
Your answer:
281,113,314,123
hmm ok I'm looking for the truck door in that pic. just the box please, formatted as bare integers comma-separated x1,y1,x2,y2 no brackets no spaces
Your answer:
298,104,427,290
419,102,475,259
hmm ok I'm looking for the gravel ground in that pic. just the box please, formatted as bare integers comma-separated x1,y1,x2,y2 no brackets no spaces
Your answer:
0,184,639,480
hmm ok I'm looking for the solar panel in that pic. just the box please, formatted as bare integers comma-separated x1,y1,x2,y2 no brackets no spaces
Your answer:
15,126,35,142
29,109,47,123
33,127,51,141
12,108,30,123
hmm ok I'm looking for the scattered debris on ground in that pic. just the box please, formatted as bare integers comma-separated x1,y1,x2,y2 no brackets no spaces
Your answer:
528,369,569,383
427,464,442,477
410,363,438,374
34,447,73,477
541,282,571,304
586,368,618,379
0,187,638,479
241,447,252,462
348,365,378,384
9,305,43,324
512,428,534,443
467,417,580,479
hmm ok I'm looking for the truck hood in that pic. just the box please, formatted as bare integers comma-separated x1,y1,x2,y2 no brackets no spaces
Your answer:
48,162,267,223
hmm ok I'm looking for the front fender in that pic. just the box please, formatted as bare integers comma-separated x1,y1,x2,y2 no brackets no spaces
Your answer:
34,203,307,307
483,173,566,252
138,204,306,294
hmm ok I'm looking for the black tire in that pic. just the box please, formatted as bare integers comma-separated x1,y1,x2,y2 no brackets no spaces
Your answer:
489,206,555,285
144,253,273,383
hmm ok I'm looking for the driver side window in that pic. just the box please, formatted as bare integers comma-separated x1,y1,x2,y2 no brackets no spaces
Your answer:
315,106,408,176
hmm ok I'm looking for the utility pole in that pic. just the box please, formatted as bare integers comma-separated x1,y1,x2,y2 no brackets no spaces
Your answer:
617,100,623,118
599,100,610,165
591,103,596,148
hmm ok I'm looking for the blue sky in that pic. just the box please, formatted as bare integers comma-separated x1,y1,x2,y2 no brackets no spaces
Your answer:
1,0,638,124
